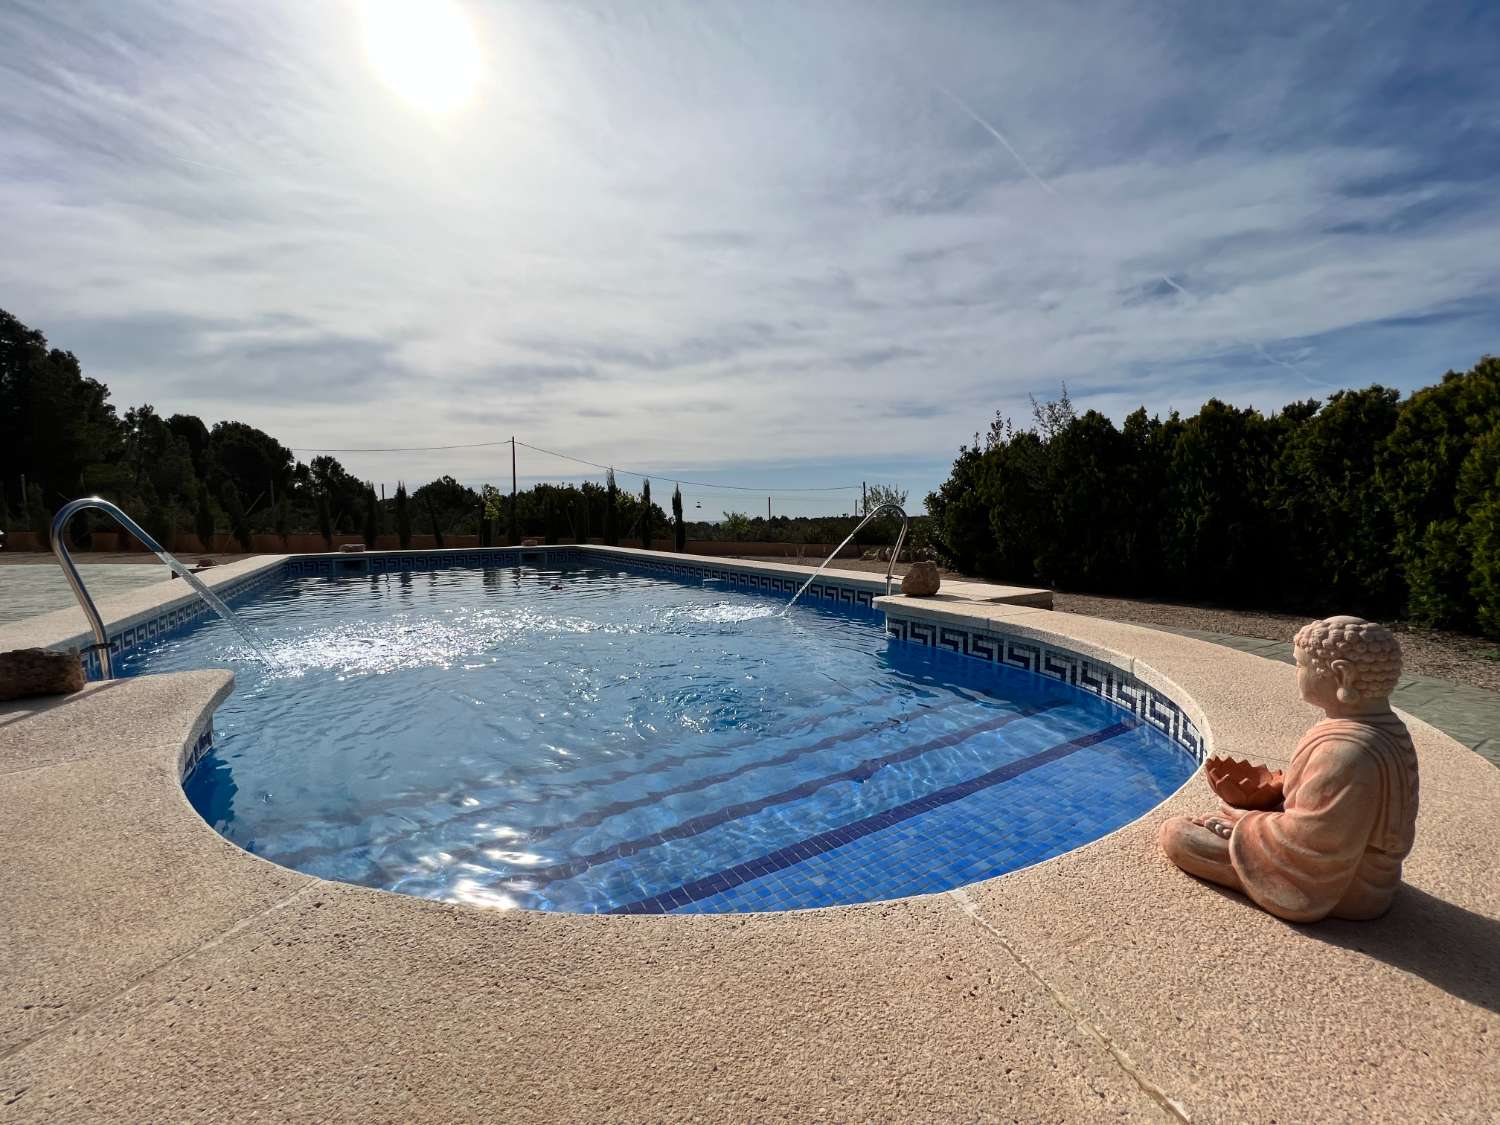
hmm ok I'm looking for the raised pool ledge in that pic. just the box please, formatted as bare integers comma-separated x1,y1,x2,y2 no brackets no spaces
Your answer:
2,575,1498,1121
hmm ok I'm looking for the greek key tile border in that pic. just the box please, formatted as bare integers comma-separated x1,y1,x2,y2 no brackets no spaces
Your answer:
179,717,215,780
283,546,585,577
609,553,877,608
885,616,1204,762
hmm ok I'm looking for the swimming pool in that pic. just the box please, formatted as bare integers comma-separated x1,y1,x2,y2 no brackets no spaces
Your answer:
124,560,1196,913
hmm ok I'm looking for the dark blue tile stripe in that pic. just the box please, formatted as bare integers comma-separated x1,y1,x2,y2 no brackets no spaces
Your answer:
450,697,1007,864
528,702,1067,886
607,719,1135,914
264,690,975,871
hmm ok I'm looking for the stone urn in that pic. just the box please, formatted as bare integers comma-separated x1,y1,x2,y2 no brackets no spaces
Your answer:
901,561,942,597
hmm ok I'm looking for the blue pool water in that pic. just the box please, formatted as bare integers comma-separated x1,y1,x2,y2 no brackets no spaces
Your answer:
125,563,1195,913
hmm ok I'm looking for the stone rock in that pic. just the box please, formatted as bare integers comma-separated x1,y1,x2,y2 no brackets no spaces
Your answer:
338,543,366,553
0,648,86,701
901,561,942,597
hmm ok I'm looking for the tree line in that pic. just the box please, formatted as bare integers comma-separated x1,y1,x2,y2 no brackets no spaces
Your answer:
0,308,685,551
1,307,909,555
925,358,1500,638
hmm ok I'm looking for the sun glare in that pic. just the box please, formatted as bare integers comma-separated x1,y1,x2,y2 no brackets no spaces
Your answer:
360,0,481,114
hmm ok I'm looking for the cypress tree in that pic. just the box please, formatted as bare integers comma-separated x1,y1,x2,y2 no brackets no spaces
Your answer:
394,482,412,548
273,495,290,546
641,479,653,549
603,469,618,546
221,482,252,552
363,487,379,547
545,495,565,544
317,490,334,549
427,497,445,548
672,484,685,552
194,482,215,552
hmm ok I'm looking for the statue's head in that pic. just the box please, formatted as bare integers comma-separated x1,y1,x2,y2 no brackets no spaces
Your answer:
1293,616,1402,713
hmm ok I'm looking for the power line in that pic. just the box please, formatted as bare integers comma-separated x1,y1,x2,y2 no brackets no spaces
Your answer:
288,435,865,492
290,438,514,453
513,440,859,492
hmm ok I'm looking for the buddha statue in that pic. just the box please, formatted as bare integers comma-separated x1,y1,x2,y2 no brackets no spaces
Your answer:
1158,616,1419,923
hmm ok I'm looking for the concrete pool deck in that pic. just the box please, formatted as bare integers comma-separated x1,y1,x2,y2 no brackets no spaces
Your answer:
1,553,1497,1122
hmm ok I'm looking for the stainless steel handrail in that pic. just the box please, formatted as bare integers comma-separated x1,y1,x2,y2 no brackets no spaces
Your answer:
877,503,911,595
783,501,910,613
49,496,172,680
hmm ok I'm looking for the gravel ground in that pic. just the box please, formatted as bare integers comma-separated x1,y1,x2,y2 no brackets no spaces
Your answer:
748,554,1500,694
1051,592,1500,694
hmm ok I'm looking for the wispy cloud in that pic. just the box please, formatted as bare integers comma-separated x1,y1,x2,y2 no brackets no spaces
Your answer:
1,0,1497,509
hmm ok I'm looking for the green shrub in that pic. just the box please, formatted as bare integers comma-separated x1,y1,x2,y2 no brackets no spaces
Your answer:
1380,358,1500,627
1459,426,1500,636
924,363,1500,635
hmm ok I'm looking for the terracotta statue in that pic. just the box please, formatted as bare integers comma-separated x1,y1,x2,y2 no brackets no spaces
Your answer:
1158,616,1419,923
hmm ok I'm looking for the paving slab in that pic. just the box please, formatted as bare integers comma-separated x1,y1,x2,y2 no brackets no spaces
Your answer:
0,884,1173,1125
0,673,310,1055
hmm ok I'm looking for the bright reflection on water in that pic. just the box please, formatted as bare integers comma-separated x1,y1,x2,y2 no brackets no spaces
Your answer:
124,564,1194,913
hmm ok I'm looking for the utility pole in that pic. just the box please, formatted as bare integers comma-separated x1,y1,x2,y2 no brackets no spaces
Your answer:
862,481,867,516
510,436,518,544
767,496,772,521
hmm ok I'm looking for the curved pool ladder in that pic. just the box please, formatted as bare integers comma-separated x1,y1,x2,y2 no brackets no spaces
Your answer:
49,496,172,680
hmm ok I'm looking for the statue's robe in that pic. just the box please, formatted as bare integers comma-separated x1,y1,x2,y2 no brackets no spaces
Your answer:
1230,714,1419,922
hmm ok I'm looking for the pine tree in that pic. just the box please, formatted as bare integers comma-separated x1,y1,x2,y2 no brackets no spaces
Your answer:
394,483,412,548
641,479,653,549
604,469,618,546
672,484,685,552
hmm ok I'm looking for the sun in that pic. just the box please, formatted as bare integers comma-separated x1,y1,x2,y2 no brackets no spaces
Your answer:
360,0,481,114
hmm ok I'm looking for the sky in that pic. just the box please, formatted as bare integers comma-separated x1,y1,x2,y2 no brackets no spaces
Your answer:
2,0,1498,515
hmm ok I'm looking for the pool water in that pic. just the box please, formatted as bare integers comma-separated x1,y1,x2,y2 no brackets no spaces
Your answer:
126,563,1195,913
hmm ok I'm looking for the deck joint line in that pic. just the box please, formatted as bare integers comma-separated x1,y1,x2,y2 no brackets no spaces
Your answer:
0,882,319,1066
947,886,1192,1124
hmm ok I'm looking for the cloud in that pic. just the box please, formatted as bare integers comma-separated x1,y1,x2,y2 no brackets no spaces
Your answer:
1,0,1497,511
